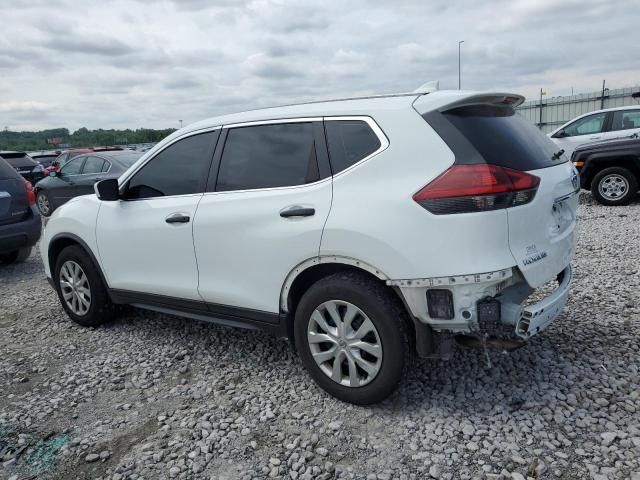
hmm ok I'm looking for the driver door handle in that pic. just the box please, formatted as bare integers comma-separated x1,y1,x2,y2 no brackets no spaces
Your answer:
165,213,190,224
280,206,315,218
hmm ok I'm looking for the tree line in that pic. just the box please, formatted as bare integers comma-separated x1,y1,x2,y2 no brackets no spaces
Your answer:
0,127,176,152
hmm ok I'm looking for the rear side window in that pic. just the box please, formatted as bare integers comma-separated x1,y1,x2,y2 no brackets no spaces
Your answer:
611,110,640,131
216,123,319,191
430,105,563,171
325,120,381,174
125,131,217,199
82,156,106,174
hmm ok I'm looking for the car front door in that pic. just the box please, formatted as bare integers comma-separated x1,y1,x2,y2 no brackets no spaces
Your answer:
192,120,333,319
50,156,87,208
551,111,609,158
96,130,219,300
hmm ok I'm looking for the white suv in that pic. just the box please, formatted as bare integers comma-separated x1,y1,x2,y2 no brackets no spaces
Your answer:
549,105,640,158
41,90,579,404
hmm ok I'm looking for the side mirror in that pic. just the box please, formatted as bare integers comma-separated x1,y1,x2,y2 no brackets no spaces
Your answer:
95,178,120,201
49,171,57,177
553,130,569,138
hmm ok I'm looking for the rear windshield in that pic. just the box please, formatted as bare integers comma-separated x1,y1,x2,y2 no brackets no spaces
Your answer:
437,105,565,170
1,155,36,168
0,158,19,179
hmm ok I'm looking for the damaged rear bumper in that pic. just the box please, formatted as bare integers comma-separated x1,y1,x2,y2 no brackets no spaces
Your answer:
390,265,572,341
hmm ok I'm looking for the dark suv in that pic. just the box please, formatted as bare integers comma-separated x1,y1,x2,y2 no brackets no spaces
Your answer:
0,151,46,185
0,157,41,264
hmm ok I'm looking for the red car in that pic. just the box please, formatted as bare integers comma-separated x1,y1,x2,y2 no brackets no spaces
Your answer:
43,147,124,175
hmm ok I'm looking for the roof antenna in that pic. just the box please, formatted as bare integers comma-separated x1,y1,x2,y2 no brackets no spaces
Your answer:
413,80,440,94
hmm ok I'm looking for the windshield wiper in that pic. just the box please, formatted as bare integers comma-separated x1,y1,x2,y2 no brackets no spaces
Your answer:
551,149,565,160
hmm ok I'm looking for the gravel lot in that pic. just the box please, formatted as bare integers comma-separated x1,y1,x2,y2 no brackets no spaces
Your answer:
1,195,639,480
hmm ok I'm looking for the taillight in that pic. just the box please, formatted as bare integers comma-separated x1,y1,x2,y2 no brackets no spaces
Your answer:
413,164,540,214
23,179,36,206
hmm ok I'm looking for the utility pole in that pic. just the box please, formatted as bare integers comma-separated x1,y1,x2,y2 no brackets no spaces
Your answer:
600,80,606,109
458,40,464,90
539,88,546,127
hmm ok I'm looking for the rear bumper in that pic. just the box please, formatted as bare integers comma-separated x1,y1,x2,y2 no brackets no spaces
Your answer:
0,206,41,254
392,264,572,340
514,266,571,338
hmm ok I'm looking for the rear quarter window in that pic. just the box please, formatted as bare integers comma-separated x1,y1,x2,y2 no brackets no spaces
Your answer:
426,105,564,171
324,120,381,174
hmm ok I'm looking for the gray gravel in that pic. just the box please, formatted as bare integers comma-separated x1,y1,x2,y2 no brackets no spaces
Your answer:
1,195,639,480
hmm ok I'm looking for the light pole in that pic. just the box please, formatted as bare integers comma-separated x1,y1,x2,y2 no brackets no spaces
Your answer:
458,40,464,90
179,119,183,129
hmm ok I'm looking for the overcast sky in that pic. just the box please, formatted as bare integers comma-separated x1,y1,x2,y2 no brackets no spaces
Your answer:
1,0,638,131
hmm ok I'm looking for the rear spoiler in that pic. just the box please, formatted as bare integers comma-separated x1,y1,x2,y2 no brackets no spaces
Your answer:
413,91,525,116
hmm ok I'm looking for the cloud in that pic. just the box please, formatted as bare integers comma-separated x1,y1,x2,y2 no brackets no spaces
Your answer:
0,0,638,131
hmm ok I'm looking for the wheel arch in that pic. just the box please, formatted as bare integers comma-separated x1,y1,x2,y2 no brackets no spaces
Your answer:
280,256,415,347
48,233,112,300
583,155,640,189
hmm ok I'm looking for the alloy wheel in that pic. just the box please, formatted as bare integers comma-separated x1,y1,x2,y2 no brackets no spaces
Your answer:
59,260,91,316
37,193,51,215
307,300,382,387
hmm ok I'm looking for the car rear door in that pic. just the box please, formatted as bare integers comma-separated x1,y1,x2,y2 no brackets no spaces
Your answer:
96,130,218,300
73,155,109,196
0,159,28,226
192,120,332,317
603,108,640,141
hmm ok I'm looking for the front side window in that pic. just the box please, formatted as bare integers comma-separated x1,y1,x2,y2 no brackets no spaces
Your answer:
82,156,106,174
611,110,640,131
60,156,85,175
325,120,381,174
125,131,217,199
216,123,318,191
564,113,607,136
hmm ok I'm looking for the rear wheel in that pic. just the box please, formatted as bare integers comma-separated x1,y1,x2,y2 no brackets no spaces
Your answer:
591,167,638,206
0,247,32,264
54,245,116,326
294,272,411,405
36,191,53,216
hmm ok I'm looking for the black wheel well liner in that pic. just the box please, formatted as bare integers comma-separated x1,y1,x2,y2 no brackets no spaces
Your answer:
584,155,640,189
48,233,113,301
283,263,416,348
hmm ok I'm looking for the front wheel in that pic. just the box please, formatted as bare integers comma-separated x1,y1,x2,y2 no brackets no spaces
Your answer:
54,245,116,326
591,167,638,206
294,272,411,405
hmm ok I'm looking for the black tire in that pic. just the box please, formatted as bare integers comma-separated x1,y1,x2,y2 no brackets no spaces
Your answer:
0,247,32,264
54,245,116,327
591,167,638,206
36,190,53,217
293,272,412,405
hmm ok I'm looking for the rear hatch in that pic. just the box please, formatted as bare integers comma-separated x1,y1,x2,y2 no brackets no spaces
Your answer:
1,152,37,177
420,95,578,288
0,158,29,226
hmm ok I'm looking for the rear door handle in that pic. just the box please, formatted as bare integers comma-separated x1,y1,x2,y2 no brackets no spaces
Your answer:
165,213,190,224
280,206,315,218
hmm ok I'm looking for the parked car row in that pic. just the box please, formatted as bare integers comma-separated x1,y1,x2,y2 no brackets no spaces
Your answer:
34,150,142,216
